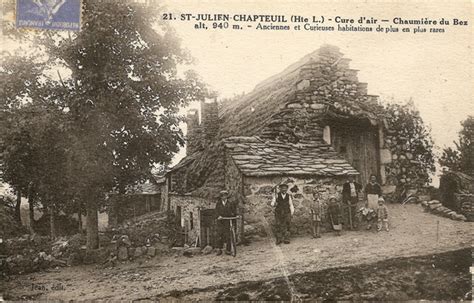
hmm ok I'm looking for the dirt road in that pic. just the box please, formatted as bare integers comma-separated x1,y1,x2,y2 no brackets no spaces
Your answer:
2,204,472,301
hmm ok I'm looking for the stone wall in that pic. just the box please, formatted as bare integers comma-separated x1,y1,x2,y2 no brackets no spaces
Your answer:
201,99,219,142
457,193,474,221
382,132,429,189
186,109,201,155
242,175,348,237
185,99,220,156
260,46,378,144
168,193,215,245
160,178,169,212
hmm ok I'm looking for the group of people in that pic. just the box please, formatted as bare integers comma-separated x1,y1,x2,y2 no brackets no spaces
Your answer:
213,174,390,254
272,174,390,245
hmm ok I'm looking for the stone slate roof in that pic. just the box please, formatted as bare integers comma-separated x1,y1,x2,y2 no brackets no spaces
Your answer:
224,137,359,177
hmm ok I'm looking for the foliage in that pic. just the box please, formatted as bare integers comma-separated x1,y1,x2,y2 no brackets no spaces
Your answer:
1,0,208,247
0,195,28,238
383,100,436,185
440,116,474,176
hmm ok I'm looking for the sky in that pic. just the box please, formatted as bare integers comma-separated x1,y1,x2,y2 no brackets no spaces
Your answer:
162,0,473,180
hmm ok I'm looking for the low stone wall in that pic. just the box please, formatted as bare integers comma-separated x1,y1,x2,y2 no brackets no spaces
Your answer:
457,193,474,221
242,175,348,236
421,200,467,221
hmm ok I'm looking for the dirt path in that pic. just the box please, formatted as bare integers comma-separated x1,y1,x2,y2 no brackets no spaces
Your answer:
2,204,473,301
203,248,472,301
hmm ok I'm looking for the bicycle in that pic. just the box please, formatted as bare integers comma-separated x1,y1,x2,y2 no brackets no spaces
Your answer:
217,215,241,257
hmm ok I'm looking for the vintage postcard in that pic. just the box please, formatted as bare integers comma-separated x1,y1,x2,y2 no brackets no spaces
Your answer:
0,0,472,301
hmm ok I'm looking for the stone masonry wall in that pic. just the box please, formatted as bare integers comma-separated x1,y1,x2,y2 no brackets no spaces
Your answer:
242,175,348,237
382,131,429,189
169,194,215,245
160,178,169,212
457,193,474,221
260,45,379,144
201,99,219,143
186,109,201,155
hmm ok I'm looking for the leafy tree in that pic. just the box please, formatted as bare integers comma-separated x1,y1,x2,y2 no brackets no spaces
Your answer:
440,116,474,176
1,102,72,236
2,1,208,248
1,50,75,236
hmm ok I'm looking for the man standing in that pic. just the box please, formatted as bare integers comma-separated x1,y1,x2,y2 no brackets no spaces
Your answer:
271,184,295,244
342,176,362,229
215,190,236,256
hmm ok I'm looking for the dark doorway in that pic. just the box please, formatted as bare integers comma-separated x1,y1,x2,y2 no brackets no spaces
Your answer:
200,209,217,248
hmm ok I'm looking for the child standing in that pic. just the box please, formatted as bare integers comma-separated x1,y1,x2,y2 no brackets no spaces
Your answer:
310,192,322,238
376,197,389,232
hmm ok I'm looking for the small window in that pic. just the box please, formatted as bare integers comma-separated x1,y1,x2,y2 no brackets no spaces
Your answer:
340,146,347,153
190,212,194,230
323,126,331,144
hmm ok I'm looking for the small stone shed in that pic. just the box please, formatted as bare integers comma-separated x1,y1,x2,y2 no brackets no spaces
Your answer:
162,45,421,245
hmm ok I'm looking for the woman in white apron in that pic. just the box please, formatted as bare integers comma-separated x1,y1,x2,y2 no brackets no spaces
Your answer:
364,174,382,229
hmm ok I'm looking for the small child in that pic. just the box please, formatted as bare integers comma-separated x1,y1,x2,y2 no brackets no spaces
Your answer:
358,206,376,230
328,195,343,236
310,192,322,238
376,197,389,232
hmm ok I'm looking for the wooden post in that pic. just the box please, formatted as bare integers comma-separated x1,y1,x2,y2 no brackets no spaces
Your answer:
436,220,439,242
15,190,22,224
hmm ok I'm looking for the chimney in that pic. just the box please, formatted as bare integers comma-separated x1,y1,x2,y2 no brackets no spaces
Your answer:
186,109,200,155
200,98,219,142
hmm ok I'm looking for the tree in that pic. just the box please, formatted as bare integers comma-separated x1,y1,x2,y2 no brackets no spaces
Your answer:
440,116,474,176
1,50,75,236
1,103,72,236
0,53,43,216
2,1,207,248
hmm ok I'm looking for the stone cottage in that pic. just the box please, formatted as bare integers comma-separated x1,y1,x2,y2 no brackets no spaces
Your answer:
162,45,420,246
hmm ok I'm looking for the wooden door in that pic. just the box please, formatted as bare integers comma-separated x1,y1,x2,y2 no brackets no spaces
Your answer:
331,124,380,185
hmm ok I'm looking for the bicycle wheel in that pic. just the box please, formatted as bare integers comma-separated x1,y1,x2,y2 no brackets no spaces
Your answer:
230,227,237,257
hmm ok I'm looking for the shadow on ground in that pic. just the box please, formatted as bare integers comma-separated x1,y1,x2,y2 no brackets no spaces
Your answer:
158,248,472,301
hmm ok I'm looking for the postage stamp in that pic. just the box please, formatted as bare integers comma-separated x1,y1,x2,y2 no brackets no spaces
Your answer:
16,0,81,31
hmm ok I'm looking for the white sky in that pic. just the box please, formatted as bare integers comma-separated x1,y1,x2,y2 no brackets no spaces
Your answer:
164,0,473,170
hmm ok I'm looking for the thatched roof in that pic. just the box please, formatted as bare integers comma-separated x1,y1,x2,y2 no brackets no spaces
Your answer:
169,44,385,197
167,142,226,199
217,44,384,140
